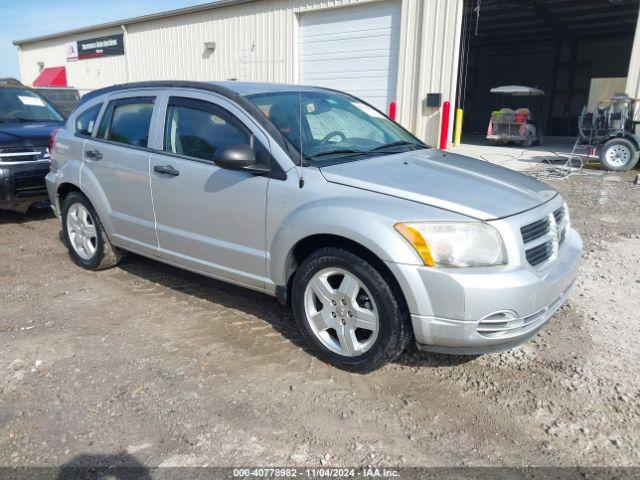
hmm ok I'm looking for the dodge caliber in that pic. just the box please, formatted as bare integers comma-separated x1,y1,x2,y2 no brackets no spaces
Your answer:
46,81,582,372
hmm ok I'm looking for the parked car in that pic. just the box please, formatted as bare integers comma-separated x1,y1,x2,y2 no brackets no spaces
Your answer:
0,80,65,212
46,81,582,372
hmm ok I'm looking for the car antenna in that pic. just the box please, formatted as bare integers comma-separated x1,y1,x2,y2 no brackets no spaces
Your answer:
298,82,305,188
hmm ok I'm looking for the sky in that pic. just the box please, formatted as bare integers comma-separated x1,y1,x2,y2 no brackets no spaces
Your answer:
0,0,210,79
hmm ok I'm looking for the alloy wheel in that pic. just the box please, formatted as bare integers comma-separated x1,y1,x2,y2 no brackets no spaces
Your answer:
66,203,98,260
303,267,379,357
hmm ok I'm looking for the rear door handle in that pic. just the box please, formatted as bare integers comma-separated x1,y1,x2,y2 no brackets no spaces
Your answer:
154,164,180,177
85,149,103,160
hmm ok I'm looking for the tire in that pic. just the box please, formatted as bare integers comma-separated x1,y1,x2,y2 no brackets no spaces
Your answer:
599,138,639,172
61,192,121,270
522,133,533,148
534,134,544,146
291,247,412,372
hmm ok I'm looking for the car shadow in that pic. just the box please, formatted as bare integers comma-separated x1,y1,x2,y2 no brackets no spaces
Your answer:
117,253,477,371
117,253,307,353
119,253,477,368
56,452,151,480
0,204,54,225
396,345,479,368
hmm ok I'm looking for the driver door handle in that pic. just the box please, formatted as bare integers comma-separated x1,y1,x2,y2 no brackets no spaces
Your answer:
154,164,180,177
85,149,103,160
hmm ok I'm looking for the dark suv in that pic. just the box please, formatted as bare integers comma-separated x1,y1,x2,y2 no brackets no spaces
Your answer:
0,80,64,212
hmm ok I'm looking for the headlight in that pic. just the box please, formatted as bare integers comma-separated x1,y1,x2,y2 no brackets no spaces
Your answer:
395,222,507,267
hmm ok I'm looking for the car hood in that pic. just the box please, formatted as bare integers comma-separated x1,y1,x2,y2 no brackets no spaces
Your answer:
0,122,62,146
319,149,557,220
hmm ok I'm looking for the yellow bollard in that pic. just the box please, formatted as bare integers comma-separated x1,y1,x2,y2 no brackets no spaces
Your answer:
453,108,463,147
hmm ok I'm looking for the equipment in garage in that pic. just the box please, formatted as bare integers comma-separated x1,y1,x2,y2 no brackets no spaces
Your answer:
578,93,640,171
486,85,544,147
458,0,640,142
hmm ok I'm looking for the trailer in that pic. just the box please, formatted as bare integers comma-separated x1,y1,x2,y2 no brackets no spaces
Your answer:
578,93,640,171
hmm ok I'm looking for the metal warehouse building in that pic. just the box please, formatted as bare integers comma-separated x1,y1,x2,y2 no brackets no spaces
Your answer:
13,0,640,146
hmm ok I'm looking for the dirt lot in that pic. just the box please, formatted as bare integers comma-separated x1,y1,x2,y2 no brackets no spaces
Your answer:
1,169,639,469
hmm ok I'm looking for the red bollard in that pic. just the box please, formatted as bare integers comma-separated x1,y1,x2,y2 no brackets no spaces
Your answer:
389,101,397,121
439,101,451,150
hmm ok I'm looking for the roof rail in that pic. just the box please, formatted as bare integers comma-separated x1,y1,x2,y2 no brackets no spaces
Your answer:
78,80,295,162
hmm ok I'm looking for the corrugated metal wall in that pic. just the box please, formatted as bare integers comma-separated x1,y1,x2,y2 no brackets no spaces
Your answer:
626,8,640,107
124,0,299,84
17,0,463,144
396,0,463,146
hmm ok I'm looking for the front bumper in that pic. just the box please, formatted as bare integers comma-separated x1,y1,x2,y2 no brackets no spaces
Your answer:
0,161,50,212
386,226,582,355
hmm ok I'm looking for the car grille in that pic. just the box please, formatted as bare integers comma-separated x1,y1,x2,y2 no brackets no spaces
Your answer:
525,241,554,266
477,310,543,336
0,146,49,163
520,206,568,268
13,175,48,197
553,207,565,224
477,282,573,338
554,207,567,243
521,217,550,244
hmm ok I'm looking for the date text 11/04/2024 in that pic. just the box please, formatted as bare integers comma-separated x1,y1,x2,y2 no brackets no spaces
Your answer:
232,468,400,478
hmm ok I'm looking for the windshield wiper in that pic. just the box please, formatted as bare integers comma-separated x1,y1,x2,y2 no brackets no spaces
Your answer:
368,140,427,152
306,148,367,160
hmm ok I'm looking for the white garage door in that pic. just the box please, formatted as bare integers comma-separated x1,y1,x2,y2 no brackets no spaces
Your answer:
298,1,402,112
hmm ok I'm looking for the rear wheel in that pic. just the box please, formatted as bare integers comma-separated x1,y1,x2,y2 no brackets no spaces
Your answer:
534,132,544,146
61,192,121,270
291,247,411,372
599,138,639,171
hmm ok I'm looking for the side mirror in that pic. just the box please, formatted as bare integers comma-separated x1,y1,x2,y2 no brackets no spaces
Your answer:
213,144,269,174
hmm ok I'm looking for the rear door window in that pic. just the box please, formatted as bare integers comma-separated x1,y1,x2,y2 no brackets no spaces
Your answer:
75,103,102,137
98,97,155,148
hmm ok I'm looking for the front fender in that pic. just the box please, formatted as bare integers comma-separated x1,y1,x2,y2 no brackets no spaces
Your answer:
268,196,425,287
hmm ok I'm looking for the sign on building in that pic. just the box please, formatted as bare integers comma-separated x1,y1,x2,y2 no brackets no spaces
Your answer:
65,34,124,61
64,42,79,61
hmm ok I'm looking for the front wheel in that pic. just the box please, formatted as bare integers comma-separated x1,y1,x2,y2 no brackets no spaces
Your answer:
599,138,639,171
291,247,412,372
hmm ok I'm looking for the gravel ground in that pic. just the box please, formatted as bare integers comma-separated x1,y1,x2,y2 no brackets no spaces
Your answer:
1,169,639,469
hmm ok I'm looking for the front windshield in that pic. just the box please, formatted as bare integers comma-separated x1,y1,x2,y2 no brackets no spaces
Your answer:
247,90,427,165
0,87,63,123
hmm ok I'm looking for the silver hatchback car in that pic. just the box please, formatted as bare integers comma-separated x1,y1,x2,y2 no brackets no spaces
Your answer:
46,81,582,372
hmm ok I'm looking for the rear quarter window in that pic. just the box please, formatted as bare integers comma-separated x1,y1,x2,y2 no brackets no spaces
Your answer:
75,103,102,137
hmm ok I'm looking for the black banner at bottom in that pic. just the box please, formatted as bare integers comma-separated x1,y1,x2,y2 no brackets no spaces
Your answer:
0,467,639,480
